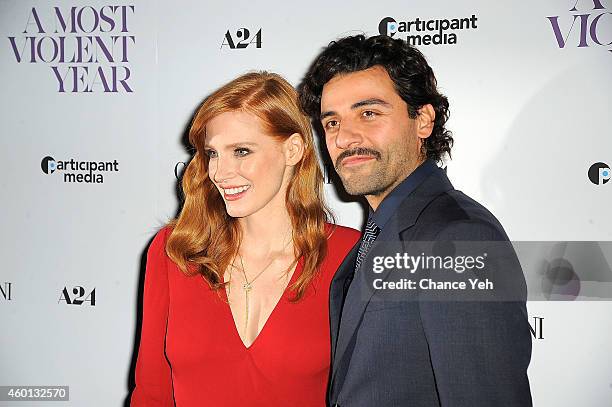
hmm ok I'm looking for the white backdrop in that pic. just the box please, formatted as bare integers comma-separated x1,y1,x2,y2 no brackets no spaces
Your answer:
1,0,611,406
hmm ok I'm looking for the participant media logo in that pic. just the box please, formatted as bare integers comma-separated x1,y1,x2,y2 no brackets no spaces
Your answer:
378,15,478,46
588,162,610,185
41,155,120,184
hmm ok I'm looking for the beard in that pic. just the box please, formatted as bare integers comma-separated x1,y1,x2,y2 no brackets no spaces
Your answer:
336,146,417,197
334,147,384,196
339,163,393,196
337,154,398,196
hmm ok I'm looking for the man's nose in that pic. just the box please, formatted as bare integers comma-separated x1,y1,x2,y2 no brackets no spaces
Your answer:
335,121,363,150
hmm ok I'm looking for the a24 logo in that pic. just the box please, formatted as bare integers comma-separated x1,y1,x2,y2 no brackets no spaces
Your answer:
58,286,96,306
221,28,262,49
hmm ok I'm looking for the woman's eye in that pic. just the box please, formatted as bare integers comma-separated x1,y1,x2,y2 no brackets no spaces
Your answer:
205,149,218,158
234,148,251,157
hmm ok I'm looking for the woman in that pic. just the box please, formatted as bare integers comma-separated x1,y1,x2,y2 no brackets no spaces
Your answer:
130,71,359,406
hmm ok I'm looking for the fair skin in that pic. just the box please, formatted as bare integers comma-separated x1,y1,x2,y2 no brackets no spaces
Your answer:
320,65,435,210
205,110,304,348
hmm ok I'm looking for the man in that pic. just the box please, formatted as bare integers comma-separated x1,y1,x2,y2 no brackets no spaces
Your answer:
299,35,532,406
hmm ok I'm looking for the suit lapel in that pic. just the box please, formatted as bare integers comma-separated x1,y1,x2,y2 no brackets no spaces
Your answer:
329,241,360,353
331,223,398,378
330,167,455,383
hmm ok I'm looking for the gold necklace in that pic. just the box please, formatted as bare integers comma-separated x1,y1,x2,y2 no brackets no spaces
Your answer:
233,235,293,337
237,254,274,336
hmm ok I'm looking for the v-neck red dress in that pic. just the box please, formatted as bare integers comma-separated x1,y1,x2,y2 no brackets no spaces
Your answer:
130,224,360,407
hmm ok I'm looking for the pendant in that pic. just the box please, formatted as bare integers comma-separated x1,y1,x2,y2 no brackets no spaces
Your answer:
242,282,252,291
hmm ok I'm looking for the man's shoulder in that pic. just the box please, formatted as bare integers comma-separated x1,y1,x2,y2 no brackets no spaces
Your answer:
413,189,509,241
425,189,498,221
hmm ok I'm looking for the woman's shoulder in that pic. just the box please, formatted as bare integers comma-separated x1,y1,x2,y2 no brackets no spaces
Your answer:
314,223,360,280
324,222,361,247
147,225,174,259
153,224,173,243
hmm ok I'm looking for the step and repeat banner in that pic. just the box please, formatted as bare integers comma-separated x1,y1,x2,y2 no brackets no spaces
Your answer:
1,0,611,406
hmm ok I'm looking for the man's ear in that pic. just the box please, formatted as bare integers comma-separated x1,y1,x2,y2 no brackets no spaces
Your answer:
416,104,435,139
284,133,305,166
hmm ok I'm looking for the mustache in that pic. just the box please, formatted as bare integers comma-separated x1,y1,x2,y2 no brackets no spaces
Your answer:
335,147,381,169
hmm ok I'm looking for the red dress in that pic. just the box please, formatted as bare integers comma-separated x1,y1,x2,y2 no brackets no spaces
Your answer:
130,224,360,407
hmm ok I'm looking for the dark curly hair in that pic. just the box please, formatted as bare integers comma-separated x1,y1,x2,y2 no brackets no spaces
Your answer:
298,34,453,163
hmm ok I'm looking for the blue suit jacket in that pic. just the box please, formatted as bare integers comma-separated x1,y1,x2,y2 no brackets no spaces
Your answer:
329,167,532,406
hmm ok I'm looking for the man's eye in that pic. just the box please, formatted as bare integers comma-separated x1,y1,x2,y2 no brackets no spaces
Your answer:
205,149,218,158
362,110,376,118
324,120,339,130
235,148,251,157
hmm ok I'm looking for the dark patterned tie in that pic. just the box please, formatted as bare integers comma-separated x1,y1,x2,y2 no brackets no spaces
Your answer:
354,218,381,272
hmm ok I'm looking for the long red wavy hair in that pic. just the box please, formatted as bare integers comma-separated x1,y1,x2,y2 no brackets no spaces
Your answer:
166,71,331,300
